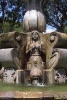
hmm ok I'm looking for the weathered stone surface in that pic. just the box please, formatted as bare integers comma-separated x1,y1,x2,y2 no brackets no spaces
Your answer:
3,69,16,83
0,91,67,99
23,0,46,32
0,0,67,85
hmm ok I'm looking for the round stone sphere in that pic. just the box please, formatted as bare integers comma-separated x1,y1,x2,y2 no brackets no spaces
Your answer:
23,10,46,32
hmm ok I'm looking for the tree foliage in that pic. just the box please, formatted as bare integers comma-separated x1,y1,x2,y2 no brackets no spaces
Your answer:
41,0,67,32
64,26,67,33
0,0,25,32
0,0,67,33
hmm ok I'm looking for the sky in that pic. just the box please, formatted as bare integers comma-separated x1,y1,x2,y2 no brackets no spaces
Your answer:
46,25,56,33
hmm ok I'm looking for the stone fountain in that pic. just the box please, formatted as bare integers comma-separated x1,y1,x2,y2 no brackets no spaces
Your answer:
0,0,67,85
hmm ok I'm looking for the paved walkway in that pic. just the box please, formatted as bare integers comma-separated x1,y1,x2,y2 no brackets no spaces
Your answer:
0,91,67,99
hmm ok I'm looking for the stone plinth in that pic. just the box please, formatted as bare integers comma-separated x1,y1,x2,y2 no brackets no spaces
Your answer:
16,70,30,84
43,69,55,84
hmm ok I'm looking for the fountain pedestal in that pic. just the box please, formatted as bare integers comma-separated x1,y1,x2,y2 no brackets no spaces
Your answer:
43,70,55,84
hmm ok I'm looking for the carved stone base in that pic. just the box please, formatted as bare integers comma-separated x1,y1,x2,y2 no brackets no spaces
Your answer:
43,69,55,84
16,69,55,85
16,70,30,84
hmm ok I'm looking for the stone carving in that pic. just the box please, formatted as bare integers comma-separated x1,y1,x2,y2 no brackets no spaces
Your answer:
55,69,67,83
3,68,16,83
26,31,45,84
0,0,67,85
23,0,46,32
0,67,4,75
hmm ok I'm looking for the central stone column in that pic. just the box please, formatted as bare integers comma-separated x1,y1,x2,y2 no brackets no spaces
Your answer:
23,0,54,85
23,0,46,32
25,0,41,10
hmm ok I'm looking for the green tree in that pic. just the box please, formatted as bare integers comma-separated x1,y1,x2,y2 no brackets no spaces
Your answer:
13,22,23,32
64,26,67,33
41,0,67,32
0,0,67,33
4,21,10,33
0,0,25,32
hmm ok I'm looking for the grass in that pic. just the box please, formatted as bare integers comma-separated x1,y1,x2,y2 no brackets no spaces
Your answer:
0,81,67,92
